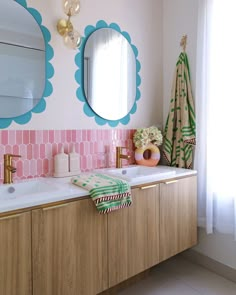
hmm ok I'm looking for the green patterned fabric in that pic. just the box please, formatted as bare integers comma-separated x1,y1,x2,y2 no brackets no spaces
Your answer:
71,173,132,213
163,52,196,169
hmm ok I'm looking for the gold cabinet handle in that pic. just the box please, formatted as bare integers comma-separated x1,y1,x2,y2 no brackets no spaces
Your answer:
0,213,23,221
140,184,157,190
164,180,178,185
43,203,69,211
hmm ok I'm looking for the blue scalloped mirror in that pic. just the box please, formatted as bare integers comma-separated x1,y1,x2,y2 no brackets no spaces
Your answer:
75,21,141,127
0,0,54,129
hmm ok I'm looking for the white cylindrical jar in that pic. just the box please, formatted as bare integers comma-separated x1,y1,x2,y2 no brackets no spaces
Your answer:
69,144,80,173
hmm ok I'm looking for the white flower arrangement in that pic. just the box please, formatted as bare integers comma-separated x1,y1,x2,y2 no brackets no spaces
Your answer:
133,126,163,149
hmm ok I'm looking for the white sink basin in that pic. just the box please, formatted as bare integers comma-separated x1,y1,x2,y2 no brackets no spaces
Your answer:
0,179,62,200
0,178,87,213
0,176,94,213
96,165,176,183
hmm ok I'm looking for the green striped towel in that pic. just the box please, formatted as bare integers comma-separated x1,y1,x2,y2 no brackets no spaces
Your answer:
163,52,196,169
71,173,132,213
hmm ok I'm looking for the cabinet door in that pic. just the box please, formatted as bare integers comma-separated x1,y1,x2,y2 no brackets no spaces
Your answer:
178,176,197,251
32,199,108,295
0,212,32,295
160,176,197,262
108,185,159,287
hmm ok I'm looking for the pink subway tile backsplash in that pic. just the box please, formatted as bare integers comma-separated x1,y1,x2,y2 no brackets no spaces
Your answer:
9,130,15,145
36,130,43,144
72,130,76,142
40,144,46,159
13,144,20,155
27,144,33,160
66,130,72,143
43,130,49,144
16,160,23,178
29,130,36,144
82,130,87,141
0,129,135,183
1,130,8,145
49,130,54,144
61,130,66,143
23,130,30,144
16,130,23,145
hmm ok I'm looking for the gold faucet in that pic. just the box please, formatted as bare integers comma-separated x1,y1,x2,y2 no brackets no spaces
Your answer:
3,154,21,184
116,147,131,168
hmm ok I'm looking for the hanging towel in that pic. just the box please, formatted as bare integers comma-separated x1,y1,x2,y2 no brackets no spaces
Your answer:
163,52,196,169
71,173,132,213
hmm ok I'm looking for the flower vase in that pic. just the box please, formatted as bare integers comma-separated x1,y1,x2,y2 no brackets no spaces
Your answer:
134,143,160,167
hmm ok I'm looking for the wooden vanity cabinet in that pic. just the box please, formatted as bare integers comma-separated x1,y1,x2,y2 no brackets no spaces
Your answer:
108,185,160,288
0,174,197,295
0,212,32,295
32,199,108,295
159,176,197,262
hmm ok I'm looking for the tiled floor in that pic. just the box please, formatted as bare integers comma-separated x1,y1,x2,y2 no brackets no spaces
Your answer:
117,256,236,295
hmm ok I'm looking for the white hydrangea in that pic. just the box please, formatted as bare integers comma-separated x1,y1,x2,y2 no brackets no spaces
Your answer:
133,126,163,148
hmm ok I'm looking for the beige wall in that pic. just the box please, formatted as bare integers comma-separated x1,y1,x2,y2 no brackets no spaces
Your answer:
162,0,198,127
7,0,163,130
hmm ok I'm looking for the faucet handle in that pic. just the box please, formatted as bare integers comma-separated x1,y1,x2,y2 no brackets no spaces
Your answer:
3,154,21,184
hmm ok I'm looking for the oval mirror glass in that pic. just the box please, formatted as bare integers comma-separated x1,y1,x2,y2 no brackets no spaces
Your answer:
83,28,136,121
0,0,45,118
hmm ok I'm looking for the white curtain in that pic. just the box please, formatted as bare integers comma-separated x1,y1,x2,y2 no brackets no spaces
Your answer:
195,0,236,239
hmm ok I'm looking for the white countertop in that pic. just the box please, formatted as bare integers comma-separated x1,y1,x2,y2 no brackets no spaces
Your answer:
0,166,197,214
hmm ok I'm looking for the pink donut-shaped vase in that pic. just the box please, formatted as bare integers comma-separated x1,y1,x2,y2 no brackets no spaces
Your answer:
135,143,160,167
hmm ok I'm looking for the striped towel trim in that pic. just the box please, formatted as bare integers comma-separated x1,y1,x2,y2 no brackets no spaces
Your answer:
71,173,132,213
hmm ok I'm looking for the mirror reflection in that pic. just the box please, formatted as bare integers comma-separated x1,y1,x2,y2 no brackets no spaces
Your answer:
84,28,136,121
0,0,45,118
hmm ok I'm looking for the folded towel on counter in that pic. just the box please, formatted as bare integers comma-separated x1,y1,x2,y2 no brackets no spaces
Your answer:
71,173,132,213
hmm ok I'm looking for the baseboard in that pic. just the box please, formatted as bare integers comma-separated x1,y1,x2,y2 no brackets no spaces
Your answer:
181,249,236,284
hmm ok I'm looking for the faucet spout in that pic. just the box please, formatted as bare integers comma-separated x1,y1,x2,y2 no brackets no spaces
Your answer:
116,147,131,168
3,154,21,184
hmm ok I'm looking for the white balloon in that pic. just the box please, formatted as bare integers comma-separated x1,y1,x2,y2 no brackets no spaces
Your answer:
64,0,80,16
64,30,81,49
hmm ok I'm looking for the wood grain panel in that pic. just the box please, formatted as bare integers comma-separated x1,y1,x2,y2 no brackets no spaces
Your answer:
108,185,159,287
160,176,197,262
178,176,197,251
108,205,129,288
160,181,179,261
145,185,160,268
76,199,108,294
0,212,32,295
32,199,108,295
128,186,159,277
